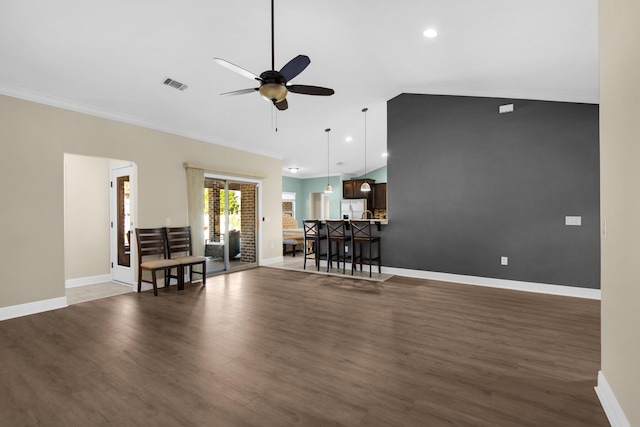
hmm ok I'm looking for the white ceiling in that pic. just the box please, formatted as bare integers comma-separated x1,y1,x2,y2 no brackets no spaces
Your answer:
0,0,598,179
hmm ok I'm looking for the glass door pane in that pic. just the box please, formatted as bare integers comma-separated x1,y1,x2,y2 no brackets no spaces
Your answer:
116,175,131,267
228,181,257,271
204,178,226,274
203,178,258,274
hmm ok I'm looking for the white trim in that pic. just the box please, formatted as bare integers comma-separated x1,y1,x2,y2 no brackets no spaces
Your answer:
257,182,263,267
0,84,282,161
261,256,284,266
595,371,631,427
65,274,113,288
204,173,263,270
110,164,136,285
381,267,601,299
0,297,68,321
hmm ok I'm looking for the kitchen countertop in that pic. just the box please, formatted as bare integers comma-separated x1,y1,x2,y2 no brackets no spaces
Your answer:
283,219,388,236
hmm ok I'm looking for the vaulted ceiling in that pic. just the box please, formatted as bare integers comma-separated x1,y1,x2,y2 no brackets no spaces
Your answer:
0,0,598,178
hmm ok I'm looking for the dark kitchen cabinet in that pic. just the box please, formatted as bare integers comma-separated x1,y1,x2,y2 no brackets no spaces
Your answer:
373,183,387,210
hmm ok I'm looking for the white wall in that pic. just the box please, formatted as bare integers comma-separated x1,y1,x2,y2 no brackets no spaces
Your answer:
0,94,283,309
599,0,640,424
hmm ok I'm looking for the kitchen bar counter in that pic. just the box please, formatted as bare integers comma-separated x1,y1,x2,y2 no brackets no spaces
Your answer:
283,219,387,235
334,218,387,230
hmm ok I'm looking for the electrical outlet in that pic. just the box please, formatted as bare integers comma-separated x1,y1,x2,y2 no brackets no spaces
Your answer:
165,218,171,226
345,246,349,253
501,256,508,266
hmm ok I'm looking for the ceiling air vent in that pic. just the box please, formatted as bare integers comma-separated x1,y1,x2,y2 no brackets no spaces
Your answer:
162,78,188,91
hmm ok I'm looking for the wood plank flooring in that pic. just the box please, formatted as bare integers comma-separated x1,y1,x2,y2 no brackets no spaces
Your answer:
0,267,607,426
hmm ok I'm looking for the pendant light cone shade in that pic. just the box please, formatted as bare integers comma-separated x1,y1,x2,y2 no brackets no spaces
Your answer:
361,108,371,192
324,128,333,193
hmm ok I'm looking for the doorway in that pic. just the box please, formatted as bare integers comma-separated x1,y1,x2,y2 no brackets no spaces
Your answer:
204,176,259,274
64,154,136,303
309,192,330,219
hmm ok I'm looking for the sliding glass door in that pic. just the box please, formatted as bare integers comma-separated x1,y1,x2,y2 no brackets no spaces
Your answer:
203,177,258,274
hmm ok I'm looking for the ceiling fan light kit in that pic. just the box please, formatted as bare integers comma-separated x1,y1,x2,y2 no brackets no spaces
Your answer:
214,0,334,111
259,83,287,103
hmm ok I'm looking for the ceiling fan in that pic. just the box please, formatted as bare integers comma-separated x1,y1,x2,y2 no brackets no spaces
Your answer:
213,0,334,111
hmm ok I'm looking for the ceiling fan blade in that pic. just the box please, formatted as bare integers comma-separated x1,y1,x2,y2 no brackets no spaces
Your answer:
279,55,310,81
287,85,335,96
213,58,261,81
275,98,288,111
220,88,259,96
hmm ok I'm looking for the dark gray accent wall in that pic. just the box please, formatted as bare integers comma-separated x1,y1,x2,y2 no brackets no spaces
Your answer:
386,94,600,288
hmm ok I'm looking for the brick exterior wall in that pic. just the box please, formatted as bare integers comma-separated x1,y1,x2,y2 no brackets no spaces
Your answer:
240,184,256,263
205,178,223,243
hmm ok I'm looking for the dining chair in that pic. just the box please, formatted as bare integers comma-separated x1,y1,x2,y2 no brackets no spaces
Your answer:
135,228,182,296
165,226,207,289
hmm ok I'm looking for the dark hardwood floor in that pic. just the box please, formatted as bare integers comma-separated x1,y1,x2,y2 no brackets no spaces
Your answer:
0,267,607,426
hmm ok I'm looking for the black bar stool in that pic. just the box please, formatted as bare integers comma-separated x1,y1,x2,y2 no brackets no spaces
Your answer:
326,220,352,274
303,220,328,271
350,220,381,277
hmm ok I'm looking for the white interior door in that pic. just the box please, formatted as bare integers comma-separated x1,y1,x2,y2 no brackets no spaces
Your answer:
110,165,135,284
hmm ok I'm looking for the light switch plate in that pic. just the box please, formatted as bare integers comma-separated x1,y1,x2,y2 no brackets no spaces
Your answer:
499,104,514,114
565,216,582,226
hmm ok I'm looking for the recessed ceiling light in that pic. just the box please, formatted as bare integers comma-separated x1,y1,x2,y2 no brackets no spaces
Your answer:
423,28,438,38
288,167,299,173
345,136,353,142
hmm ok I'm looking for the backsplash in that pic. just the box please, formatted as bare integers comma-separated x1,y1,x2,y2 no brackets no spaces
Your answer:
374,209,387,219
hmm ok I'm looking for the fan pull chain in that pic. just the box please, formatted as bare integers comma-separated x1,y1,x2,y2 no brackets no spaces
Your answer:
271,104,278,132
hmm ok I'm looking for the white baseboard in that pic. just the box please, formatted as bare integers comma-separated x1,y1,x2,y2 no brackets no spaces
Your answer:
0,296,68,321
381,267,601,300
65,274,112,288
261,256,284,266
595,371,631,427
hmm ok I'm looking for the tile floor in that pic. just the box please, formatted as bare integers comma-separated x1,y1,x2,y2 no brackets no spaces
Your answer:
66,282,133,305
269,253,393,282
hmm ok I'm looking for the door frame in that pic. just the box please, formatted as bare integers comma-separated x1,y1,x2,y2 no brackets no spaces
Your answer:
110,164,136,284
204,172,262,267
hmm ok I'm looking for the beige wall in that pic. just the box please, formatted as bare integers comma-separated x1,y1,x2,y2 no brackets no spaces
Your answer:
64,154,111,280
599,0,640,424
0,94,283,309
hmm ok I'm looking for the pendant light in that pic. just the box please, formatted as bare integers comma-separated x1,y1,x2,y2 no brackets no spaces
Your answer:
361,107,371,192
324,128,333,193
